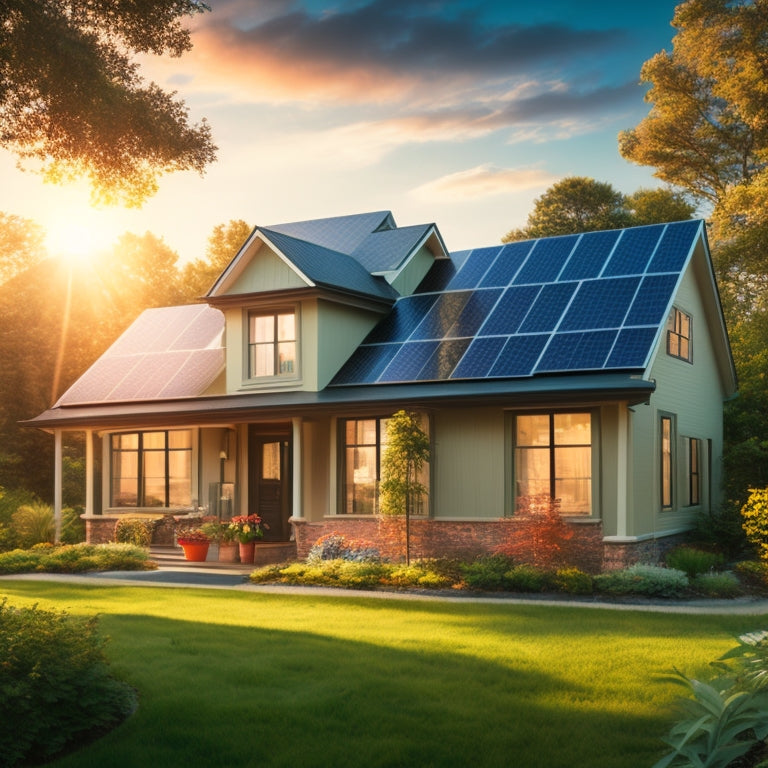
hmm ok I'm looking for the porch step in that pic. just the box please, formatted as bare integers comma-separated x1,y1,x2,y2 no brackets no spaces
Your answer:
254,541,297,565
149,542,297,570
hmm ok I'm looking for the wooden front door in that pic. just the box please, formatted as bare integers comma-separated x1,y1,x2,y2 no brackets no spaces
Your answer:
248,426,292,542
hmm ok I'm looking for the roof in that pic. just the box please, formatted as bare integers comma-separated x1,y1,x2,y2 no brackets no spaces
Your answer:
331,220,711,386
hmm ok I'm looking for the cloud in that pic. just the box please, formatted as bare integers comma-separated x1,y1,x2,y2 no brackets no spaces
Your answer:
411,165,559,202
175,0,628,105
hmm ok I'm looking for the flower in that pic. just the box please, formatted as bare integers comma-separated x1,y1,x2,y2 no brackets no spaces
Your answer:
200,519,237,544
175,527,210,545
228,514,264,543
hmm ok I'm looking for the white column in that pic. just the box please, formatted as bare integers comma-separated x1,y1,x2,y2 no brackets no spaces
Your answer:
291,417,302,519
616,406,629,538
54,429,63,543
84,429,94,516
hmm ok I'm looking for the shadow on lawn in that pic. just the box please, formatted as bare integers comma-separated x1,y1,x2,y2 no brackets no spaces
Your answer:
35,607,673,768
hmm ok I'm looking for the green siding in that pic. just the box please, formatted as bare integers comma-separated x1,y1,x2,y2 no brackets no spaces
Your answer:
388,245,436,296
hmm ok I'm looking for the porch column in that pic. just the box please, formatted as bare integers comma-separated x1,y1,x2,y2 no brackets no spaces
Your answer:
615,406,629,538
291,417,303,519
54,429,63,543
84,429,94,517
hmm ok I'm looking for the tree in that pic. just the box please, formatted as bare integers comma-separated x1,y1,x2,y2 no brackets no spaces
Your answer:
181,219,252,299
0,212,46,285
1,0,217,205
618,0,768,206
503,177,631,242
379,410,430,565
502,178,694,242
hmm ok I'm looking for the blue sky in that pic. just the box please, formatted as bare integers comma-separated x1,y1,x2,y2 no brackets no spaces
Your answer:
0,0,683,263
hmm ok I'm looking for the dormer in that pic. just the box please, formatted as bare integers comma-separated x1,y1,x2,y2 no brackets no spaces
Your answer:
203,212,449,394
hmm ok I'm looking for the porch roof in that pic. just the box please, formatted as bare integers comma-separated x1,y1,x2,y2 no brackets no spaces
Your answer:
23,373,655,431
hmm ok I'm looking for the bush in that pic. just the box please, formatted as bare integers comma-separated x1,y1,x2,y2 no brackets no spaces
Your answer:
383,563,453,590
691,571,744,598
691,502,750,559
734,560,768,591
666,546,724,579
0,488,39,527
554,567,594,595
742,488,768,563
114,517,157,547
594,564,689,599
306,533,381,564
0,599,138,767
461,554,515,591
0,543,156,574
60,506,86,544
11,501,55,547
503,564,553,593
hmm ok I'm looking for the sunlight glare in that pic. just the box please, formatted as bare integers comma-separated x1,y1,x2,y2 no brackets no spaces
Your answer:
45,211,116,267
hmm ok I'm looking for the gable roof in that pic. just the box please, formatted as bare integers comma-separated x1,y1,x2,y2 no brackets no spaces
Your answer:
331,219,734,388
350,224,448,273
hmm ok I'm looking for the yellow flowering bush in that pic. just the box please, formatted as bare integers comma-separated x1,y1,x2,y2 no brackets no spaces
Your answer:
741,488,768,562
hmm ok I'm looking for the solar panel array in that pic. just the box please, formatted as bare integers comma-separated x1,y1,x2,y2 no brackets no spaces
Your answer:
332,220,701,386
58,304,225,405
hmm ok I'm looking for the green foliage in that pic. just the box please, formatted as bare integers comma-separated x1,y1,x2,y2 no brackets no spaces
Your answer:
718,630,768,693
11,501,55,546
502,563,553,593
554,567,594,595
115,517,157,547
734,560,768,591
0,543,155,574
691,504,751,561
460,554,516,591
652,672,768,768
594,564,690,599
691,572,743,599
0,487,38,526
0,599,137,767
742,488,768,563
379,410,430,517
666,546,724,579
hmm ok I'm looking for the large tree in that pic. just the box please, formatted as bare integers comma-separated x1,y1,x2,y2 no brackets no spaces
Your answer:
503,177,693,242
0,212,45,284
0,0,217,205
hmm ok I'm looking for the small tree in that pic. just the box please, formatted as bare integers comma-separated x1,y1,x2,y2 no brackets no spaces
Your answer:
379,411,430,564
742,488,768,563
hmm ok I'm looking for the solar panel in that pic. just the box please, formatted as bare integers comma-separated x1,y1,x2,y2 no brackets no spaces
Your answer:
329,220,701,386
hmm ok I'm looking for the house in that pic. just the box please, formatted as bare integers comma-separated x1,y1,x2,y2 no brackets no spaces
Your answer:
25,212,737,570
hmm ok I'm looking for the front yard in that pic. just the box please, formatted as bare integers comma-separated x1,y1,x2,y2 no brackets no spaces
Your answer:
1,580,765,767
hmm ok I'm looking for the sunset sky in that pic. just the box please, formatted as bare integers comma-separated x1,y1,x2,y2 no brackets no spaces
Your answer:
0,0,685,264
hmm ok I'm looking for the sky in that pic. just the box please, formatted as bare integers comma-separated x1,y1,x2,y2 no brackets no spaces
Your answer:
0,0,685,264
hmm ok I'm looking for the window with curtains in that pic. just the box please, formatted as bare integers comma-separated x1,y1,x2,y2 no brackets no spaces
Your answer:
340,416,430,515
514,412,592,515
110,430,192,507
248,310,297,379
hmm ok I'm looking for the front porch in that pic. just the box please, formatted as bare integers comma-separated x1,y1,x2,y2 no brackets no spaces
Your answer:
150,542,297,569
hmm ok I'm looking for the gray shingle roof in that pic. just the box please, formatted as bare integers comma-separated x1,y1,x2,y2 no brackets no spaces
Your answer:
349,224,437,273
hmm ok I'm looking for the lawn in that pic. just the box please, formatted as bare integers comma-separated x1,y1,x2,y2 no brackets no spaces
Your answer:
2,580,766,768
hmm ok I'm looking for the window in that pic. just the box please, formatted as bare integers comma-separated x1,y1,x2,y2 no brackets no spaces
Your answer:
248,311,296,378
111,430,192,507
687,437,701,506
514,413,592,515
340,416,429,515
667,307,692,362
660,416,674,509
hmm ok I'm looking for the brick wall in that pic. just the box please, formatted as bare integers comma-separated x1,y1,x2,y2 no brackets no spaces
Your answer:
291,516,607,573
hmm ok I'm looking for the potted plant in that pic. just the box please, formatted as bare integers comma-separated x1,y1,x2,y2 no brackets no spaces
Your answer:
201,519,239,562
228,514,263,564
175,527,211,562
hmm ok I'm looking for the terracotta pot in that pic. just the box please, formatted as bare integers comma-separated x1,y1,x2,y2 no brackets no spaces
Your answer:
218,543,238,563
238,541,256,564
179,541,210,562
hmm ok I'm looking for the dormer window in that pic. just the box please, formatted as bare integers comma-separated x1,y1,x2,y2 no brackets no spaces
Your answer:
667,307,692,362
249,310,297,378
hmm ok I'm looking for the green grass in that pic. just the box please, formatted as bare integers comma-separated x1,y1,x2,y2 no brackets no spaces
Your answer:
1,581,766,768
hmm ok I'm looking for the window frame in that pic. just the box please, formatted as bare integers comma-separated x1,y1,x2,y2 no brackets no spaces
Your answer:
687,436,701,507
660,414,675,511
110,429,193,508
337,415,430,516
510,410,596,517
666,307,693,363
246,307,298,381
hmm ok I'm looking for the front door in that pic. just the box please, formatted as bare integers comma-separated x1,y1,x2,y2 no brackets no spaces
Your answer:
248,426,292,542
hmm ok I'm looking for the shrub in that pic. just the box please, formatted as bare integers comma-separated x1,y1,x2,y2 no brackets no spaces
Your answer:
741,488,768,563
691,502,750,559
0,488,39,527
114,517,157,547
734,560,768,591
594,564,689,599
691,572,744,598
383,563,453,590
0,543,156,574
503,564,552,593
461,554,515,591
666,546,724,579
306,533,381,564
554,567,594,595
11,502,55,547
0,599,138,767
60,506,86,544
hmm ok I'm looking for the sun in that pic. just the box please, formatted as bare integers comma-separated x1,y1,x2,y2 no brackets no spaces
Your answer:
45,210,117,267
